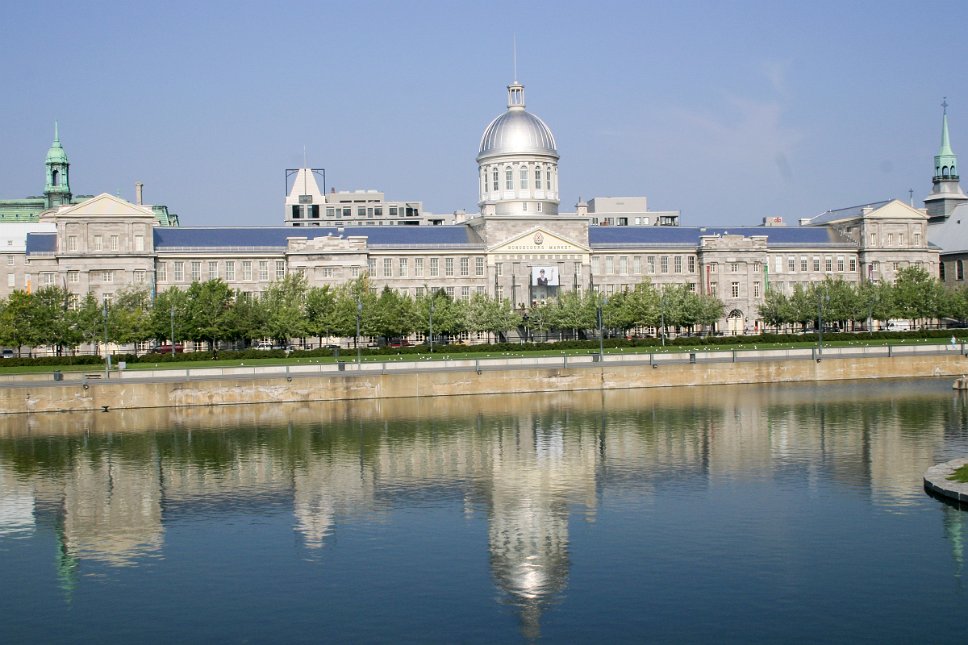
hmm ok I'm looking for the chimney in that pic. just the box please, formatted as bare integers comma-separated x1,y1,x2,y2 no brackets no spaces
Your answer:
135,182,144,205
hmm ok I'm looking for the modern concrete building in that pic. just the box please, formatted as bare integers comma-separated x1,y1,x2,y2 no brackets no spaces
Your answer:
1,79,942,337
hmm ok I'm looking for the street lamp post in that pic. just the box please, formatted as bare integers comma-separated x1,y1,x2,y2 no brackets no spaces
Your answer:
103,297,111,378
355,296,362,367
429,299,434,354
597,296,607,360
817,289,829,360
170,303,176,356
660,291,666,347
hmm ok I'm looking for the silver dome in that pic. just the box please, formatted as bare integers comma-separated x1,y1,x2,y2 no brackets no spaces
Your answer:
478,110,558,161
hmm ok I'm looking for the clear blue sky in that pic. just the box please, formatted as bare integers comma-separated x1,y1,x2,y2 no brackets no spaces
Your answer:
1,0,964,227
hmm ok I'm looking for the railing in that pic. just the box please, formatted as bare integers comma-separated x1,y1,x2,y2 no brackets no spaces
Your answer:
21,342,960,384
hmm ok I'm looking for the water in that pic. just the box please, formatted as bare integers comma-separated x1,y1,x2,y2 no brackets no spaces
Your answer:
1,379,967,643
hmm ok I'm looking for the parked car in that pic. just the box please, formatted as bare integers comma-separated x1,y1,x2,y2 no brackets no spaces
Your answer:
153,343,184,354
2,349,14,359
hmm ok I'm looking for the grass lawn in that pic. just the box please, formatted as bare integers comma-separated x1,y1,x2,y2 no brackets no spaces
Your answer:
948,464,968,484
0,336,957,376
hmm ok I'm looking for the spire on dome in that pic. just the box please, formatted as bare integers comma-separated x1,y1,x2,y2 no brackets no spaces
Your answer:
935,98,958,181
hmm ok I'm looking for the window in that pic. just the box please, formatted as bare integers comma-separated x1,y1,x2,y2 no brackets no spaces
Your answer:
342,207,351,218
460,257,469,276
887,233,894,246
710,282,718,296
368,259,376,275
674,256,683,273
688,256,696,273
849,258,857,272
226,261,235,281
492,168,499,191
67,235,77,251
446,287,455,299
351,266,360,278
158,263,167,281
753,282,760,298
870,233,877,246
914,232,921,246
134,270,146,284
191,261,201,282
174,261,184,282
775,257,783,273
357,206,366,217
730,263,738,273
111,235,119,251
6,274,13,287
957,260,964,281
382,258,391,277
374,207,382,217
461,286,470,300
647,256,655,274
430,258,439,277
102,270,114,283
445,258,454,276
731,282,739,298
322,267,334,278
633,256,641,274
242,261,253,281
477,286,486,295
276,260,286,280
475,257,484,276
520,166,528,190
535,166,542,190
606,256,614,274
326,207,336,217
399,258,409,277
813,258,820,272
68,270,79,283
496,262,503,277
6,256,13,266
42,272,55,285
660,256,669,273
505,167,513,190
258,261,268,281
93,235,103,251
208,261,219,279
415,258,424,277
800,257,808,272
837,257,845,272
619,256,628,274
825,257,832,272
898,234,904,246
788,257,796,272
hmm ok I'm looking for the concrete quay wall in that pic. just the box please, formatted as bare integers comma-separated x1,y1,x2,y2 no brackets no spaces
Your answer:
4,352,967,415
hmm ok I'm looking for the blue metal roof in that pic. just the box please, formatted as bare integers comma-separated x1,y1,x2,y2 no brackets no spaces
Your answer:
589,226,842,247
25,232,56,254
154,226,483,249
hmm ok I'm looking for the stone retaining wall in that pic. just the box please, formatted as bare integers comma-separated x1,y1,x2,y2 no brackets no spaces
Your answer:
3,352,968,415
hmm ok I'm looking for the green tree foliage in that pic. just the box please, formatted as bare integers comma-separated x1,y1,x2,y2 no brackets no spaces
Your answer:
261,274,309,345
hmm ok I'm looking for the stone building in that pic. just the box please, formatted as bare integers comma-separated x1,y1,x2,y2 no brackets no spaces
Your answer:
1,80,942,339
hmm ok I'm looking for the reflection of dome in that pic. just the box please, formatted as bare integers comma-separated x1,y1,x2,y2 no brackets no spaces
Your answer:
477,81,558,162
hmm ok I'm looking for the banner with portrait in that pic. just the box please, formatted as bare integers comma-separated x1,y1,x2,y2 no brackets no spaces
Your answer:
531,266,559,287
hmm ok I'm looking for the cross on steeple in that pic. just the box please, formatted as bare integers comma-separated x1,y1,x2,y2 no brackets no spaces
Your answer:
943,97,949,114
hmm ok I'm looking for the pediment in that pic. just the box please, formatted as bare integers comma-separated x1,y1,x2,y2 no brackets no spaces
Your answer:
866,199,928,220
489,226,589,254
52,193,156,219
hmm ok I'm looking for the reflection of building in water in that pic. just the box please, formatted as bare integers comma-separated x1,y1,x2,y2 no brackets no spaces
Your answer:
292,441,376,549
0,463,35,537
941,502,967,579
485,415,599,640
58,451,164,567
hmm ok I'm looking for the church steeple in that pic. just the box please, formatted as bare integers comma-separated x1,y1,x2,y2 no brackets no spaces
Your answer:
925,100,967,220
44,121,72,209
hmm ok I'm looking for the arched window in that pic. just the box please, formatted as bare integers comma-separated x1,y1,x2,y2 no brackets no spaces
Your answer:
51,169,59,187
520,165,528,190
492,168,499,191
535,166,542,190
505,166,513,190
943,166,950,178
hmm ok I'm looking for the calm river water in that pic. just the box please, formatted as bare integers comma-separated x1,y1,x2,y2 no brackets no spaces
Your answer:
1,379,967,643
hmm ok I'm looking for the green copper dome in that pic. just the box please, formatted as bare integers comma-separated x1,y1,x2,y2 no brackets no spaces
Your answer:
45,122,69,164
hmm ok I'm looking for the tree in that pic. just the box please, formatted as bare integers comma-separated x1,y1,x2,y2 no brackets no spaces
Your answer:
893,265,945,325
186,280,235,351
758,289,790,330
261,274,309,345
0,291,41,356
109,287,153,346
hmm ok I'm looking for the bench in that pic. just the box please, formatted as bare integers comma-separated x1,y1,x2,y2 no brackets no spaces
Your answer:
84,374,103,380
